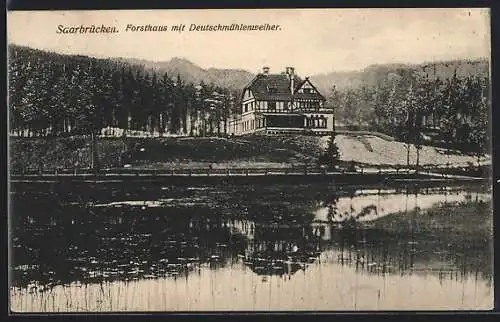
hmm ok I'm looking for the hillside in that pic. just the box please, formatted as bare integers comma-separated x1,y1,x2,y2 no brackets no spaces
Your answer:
309,59,490,95
8,44,254,93
10,134,489,174
324,135,489,168
112,56,254,92
110,56,490,96
9,44,488,95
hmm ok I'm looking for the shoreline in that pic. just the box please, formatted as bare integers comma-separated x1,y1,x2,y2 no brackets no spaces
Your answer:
9,171,488,186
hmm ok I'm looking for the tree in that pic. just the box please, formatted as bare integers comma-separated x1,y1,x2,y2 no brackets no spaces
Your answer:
467,77,489,166
170,74,184,134
8,48,30,135
341,90,360,129
149,71,160,135
400,82,419,170
413,75,435,171
140,71,154,133
109,67,126,130
124,68,141,132
75,64,101,170
319,132,340,169
19,60,51,136
158,72,174,136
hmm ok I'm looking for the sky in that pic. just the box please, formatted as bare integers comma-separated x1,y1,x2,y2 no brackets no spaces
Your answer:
7,8,490,76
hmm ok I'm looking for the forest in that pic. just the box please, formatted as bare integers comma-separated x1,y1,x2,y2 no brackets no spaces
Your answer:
329,66,490,157
8,45,241,138
8,45,490,160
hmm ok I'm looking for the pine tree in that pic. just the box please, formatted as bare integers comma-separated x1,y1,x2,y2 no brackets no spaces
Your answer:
158,72,174,135
20,60,51,136
319,132,340,169
170,74,184,134
109,67,125,131
8,48,28,134
140,71,154,133
94,65,114,131
150,71,159,135
124,68,141,132
401,82,419,169
468,76,489,165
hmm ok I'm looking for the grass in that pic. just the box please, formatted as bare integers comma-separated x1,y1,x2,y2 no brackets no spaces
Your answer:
9,137,127,173
9,133,489,173
333,197,494,281
336,135,488,167
9,135,324,172
369,199,493,242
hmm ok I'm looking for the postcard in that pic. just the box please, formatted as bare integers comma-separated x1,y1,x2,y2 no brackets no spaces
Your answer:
7,8,493,312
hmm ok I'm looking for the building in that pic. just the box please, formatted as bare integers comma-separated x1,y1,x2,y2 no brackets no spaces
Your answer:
228,66,334,136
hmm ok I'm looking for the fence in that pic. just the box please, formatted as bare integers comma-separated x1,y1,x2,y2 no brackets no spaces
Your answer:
11,162,485,179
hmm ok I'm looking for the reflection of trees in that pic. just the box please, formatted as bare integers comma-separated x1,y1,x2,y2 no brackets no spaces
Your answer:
10,183,492,291
310,187,492,281
230,189,342,277
10,204,251,290
239,224,323,277
324,217,492,282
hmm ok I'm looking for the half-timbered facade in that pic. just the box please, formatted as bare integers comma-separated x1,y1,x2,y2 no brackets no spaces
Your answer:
228,67,334,136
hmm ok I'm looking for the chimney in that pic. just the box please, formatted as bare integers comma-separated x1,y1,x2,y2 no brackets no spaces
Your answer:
262,66,270,75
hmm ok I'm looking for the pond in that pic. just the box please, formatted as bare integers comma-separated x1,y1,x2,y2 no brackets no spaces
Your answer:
9,181,493,311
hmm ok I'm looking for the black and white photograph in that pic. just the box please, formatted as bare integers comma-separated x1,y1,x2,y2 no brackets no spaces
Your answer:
7,8,493,311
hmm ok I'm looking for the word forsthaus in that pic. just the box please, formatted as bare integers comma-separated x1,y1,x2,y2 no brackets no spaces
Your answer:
124,23,281,32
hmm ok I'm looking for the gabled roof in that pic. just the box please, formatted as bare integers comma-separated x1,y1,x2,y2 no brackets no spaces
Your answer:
293,78,325,101
243,73,325,101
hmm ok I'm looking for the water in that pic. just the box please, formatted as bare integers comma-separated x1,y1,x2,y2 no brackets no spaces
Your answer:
9,182,493,311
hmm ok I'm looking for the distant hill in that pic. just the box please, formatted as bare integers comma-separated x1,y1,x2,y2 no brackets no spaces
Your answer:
115,56,489,96
9,44,489,96
309,59,490,96
112,56,255,92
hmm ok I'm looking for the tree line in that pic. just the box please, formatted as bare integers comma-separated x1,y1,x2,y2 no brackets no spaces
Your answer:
8,45,490,160
329,68,490,159
8,45,241,138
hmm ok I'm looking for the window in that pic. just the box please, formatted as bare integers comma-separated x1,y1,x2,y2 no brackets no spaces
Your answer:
320,116,327,128
303,88,312,94
307,117,314,128
306,116,327,128
268,101,276,111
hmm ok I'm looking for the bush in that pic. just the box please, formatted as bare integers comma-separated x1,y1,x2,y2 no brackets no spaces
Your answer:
319,134,340,168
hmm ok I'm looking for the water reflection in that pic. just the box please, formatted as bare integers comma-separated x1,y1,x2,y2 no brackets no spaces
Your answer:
9,183,493,311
